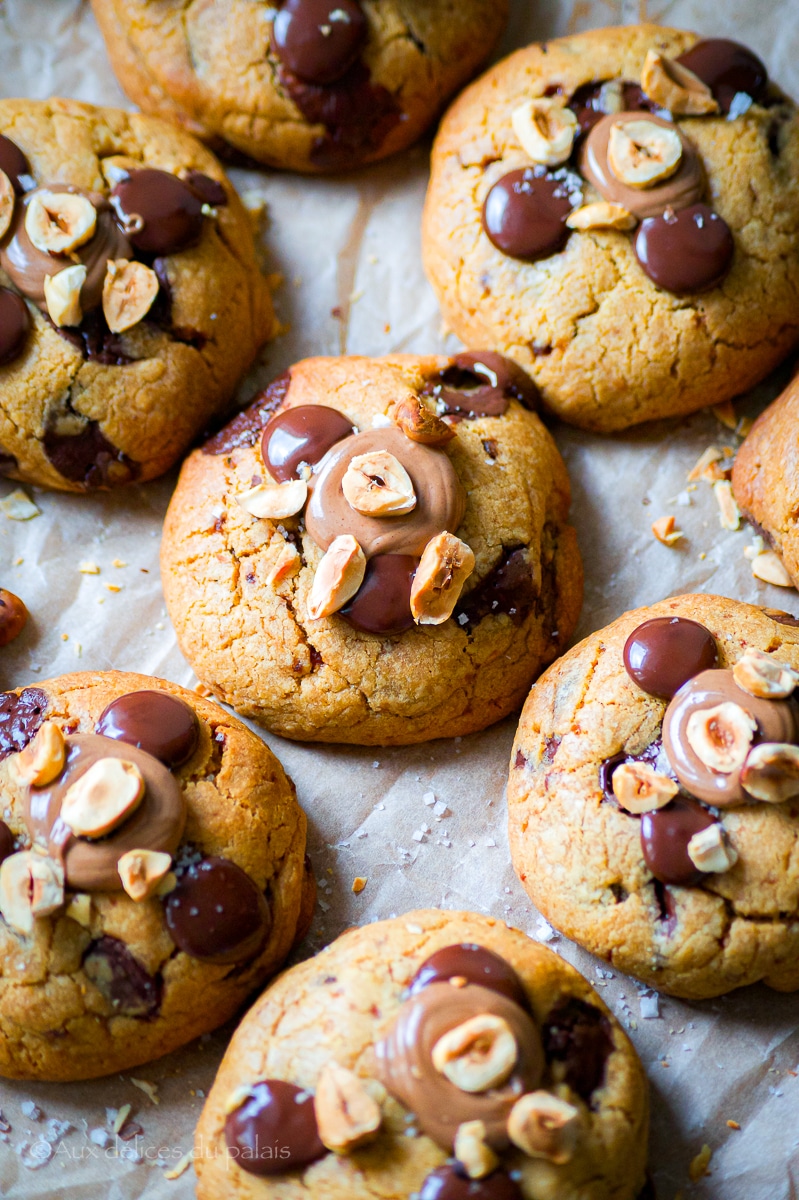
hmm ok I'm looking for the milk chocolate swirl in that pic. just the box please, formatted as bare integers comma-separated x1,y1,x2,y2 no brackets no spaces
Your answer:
23,733,186,891
305,426,466,558
375,980,544,1151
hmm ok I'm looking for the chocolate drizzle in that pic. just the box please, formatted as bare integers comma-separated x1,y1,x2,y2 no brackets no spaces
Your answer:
203,372,292,455
0,688,48,760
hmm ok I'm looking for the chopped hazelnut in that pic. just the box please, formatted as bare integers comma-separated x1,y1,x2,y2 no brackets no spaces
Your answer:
507,1090,580,1163
393,395,455,446
307,535,367,620
751,551,794,588
117,849,173,901
686,823,738,874
741,742,799,804
454,1120,499,1180
432,1014,518,1093
0,851,64,935
512,97,577,166
410,532,475,625
608,119,682,188
61,758,145,838
611,761,678,814
651,515,683,546
640,48,719,115
314,1062,382,1154
685,701,756,774
0,168,14,241
342,450,416,517
732,648,798,699
235,479,308,520
7,721,66,787
102,259,159,333
44,265,87,328
25,189,96,254
566,201,637,231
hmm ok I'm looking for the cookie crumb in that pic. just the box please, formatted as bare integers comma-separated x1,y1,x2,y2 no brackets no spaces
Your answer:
687,446,725,482
1,490,40,521
79,562,100,575
726,1119,741,1130
713,480,741,530
712,400,737,430
163,1149,193,1180
129,1078,159,1105
651,515,683,546
352,877,367,894
689,1143,713,1180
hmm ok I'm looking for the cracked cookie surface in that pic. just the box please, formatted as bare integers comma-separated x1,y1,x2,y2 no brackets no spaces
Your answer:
422,24,799,432
508,594,799,1000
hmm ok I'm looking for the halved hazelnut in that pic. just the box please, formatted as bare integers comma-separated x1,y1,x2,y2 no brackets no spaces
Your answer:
266,542,301,587
117,849,173,901
454,1120,499,1180
641,48,719,116
342,450,416,517
307,535,367,620
410,532,475,626
685,702,757,774
751,550,793,588
686,823,738,874
60,758,145,839
393,395,455,446
607,119,683,188
102,259,159,333
7,721,65,787
314,1062,382,1154
235,479,308,520
566,201,637,231
0,168,15,241
431,1013,518,1094
0,851,64,935
25,189,97,254
64,892,92,928
732,648,799,700
44,265,87,327
611,761,678,814
507,1091,580,1164
511,97,578,166
741,742,799,803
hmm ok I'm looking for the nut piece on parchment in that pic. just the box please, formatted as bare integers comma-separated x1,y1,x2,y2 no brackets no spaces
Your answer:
7,721,65,787
454,1120,500,1180
393,395,455,446
640,48,719,115
102,259,159,333
266,542,301,588
410,532,475,625
507,1091,580,1163
432,1013,518,1094
566,201,637,231
314,1062,383,1154
0,168,15,241
0,851,65,935
44,264,87,327
25,189,97,254
612,761,678,814
750,550,794,588
307,534,367,620
342,450,416,517
607,119,683,187
235,479,308,520
512,97,578,166
61,758,145,839
651,515,683,546
733,648,799,700
0,588,29,647
685,702,757,774
687,823,738,873
117,848,173,902
741,742,799,803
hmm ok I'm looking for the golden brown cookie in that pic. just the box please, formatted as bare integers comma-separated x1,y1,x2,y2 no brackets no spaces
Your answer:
422,25,799,432
508,594,799,1000
0,98,273,492
90,0,509,173
160,353,582,745
194,909,649,1200
0,670,309,1081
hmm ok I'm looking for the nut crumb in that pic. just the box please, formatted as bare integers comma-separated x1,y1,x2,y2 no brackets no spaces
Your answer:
726,1119,741,1130
1,489,40,521
352,877,367,894
713,480,740,530
751,550,794,588
651,515,683,545
689,1143,713,1181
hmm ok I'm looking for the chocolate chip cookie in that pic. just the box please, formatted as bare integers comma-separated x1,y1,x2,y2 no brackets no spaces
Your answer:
508,594,799,1000
422,25,799,432
90,0,509,173
194,909,648,1200
160,353,582,745
0,97,273,492
0,671,310,1081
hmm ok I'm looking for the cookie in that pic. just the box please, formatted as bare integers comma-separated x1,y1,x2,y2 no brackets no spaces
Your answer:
160,352,582,745
90,0,509,174
508,594,799,1000
194,909,649,1199
422,25,799,432
0,98,273,492
0,670,309,1081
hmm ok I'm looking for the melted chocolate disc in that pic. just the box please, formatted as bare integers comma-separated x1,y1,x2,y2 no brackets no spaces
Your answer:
542,997,614,1102
111,169,204,255
418,1165,524,1200
0,821,15,865
340,554,417,634
640,795,716,886
408,943,527,1007
0,688,47,760
165,856,271,964
272,0,368,85
676,39,768,113
0,135,32,193
261,404,354,481
224,1080,325,1176
96,690,200,767
204,372,292,456
83,935,162,1017
423,351,539,420
623,617,718,699
635,204,734,294
483,168,573,261
0,288,30,366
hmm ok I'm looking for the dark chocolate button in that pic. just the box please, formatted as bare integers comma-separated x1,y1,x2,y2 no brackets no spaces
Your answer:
640,796,716,886
0,687,47,760
456,547,536,628
569,79,655,136
165,856,271,964
224,1080,325,1176
340,554,417,635
0,288,30,367
418,1165,524,1200
635,204,734,294
423,352,539,420
96,690,200,767
408,943,527,1007
82,935,162,1017
0,588,28,647
0,135,31,193
262,404,354,481
272,0,367,85
676,39,768,113
111,169,204,255
482,168,573,261
0,821,15,865
623,617,718,700
43,421,136,489
542,997,614,1102
183,171,227,206
204,372,292,456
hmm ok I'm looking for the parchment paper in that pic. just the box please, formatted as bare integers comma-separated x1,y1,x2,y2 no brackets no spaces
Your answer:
1,1,798,1196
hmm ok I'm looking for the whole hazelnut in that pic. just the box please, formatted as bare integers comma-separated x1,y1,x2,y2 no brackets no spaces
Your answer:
0,589,28,646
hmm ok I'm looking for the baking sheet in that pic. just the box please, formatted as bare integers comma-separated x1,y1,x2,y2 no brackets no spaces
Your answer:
1,0,799,1195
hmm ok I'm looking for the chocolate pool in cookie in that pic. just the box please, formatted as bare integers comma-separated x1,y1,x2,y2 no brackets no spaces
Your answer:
194,912,649,1199
0,672,309,1081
